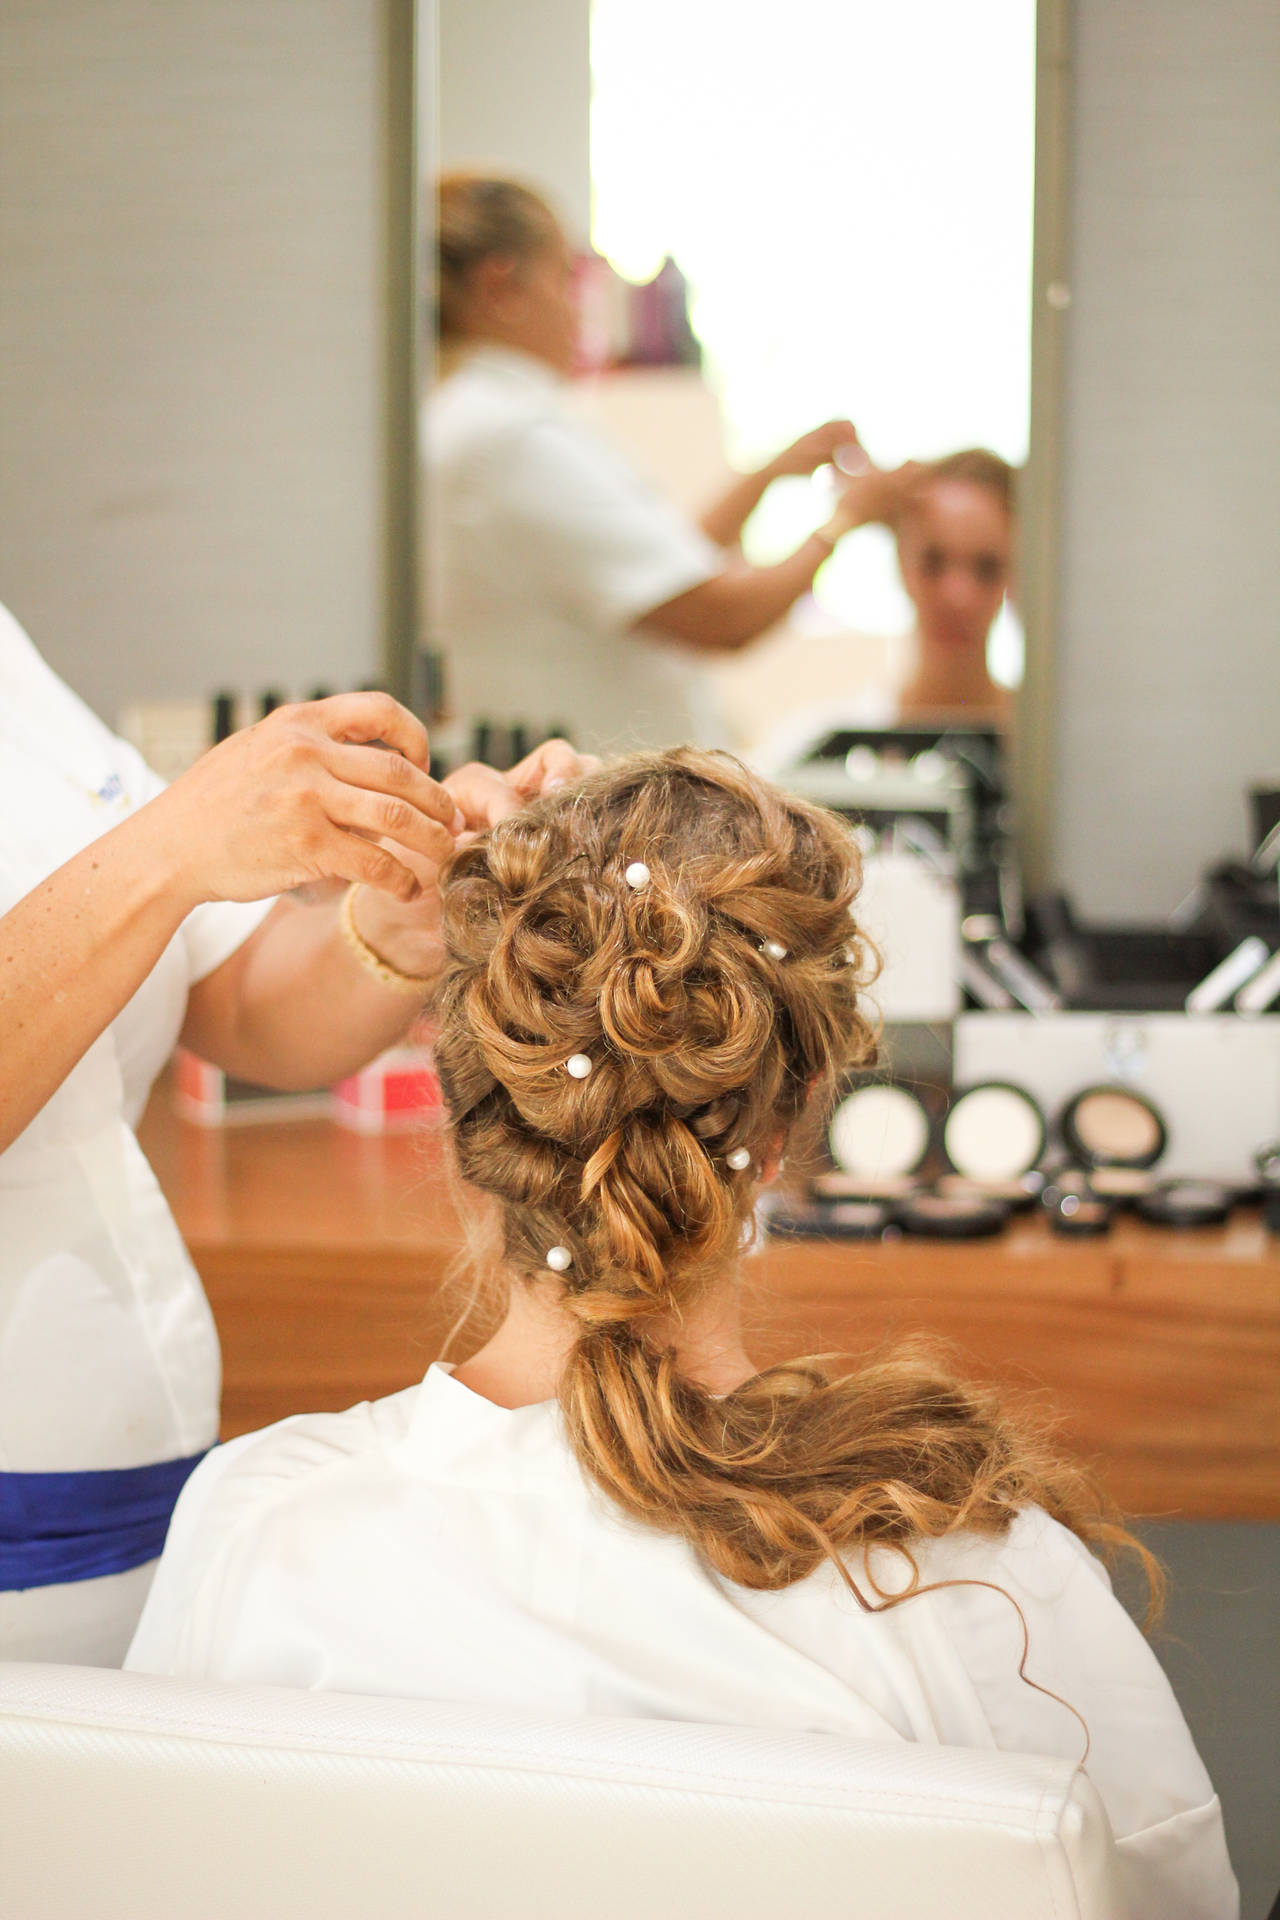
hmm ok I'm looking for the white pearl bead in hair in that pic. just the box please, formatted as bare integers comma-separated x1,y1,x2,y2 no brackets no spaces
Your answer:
762,940,788,962
726,1147,752,1171
565,1053,593,1080
624,861,651,889
546,1245,573,1272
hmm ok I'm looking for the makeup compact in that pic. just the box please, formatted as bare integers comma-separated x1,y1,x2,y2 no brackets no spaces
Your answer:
1134,1179,1235,1230
1257,1144,1280,1234
1084,1165,1158,1203
894,1191,1009,1240
1046,1187,1116,1237
826,1082,932,1195
939,1081,1046,1202
1059,1085,1167,1173
767,1197,896,1242
936,1170,1045,1210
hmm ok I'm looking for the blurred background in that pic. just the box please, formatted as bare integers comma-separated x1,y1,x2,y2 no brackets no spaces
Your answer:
2,0,1277,919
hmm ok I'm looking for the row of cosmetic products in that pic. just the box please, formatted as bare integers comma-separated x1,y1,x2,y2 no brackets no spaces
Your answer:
769,1075,1280,1242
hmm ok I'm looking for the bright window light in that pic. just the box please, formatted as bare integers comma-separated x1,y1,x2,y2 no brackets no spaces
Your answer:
591,0,1035,670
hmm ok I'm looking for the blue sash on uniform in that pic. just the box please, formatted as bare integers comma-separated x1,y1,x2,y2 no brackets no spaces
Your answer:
0,1450,210,1590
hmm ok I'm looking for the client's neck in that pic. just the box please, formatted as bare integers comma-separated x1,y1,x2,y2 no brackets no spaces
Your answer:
452,1271,755,1410
899,634,1008,720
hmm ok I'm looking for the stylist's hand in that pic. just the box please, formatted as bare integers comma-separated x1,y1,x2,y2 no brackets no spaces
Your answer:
505,737,601,799
767,419,861,481
145,693,464,912
832,460,924,533
349,739,601,982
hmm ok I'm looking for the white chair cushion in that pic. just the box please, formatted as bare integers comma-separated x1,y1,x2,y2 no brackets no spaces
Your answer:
0,1660,1121,1919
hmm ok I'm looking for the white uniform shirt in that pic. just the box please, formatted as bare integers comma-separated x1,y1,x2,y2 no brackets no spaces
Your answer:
0,604,270,1662
127,1362,1236,1919
425,346,725,753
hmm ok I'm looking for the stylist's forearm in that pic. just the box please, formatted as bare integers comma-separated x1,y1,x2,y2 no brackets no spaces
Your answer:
179,891,432,1091
697,466,774,549
644,533,838,654
0,812,195,1152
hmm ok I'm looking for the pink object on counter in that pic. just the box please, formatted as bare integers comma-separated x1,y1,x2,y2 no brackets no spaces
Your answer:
331,1044,444,1133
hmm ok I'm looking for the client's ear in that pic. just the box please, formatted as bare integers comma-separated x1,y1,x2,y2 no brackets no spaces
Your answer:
759,1130,788,1186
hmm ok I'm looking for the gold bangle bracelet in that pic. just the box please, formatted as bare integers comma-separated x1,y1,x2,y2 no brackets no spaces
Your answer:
339,884,434,996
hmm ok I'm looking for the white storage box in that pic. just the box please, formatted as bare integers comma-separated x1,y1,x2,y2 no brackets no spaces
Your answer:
857,852,961,1024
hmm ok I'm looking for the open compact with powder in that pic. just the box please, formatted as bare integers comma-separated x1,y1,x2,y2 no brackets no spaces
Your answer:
1133,1179,1235,1229
1045,1083,1170,1218
893,1190,1009,1239
1042,1179,1116,1238
823,1082,932,1197
1059,1084,1166,1176
766,1195,898,1241
937,1081,1047,1206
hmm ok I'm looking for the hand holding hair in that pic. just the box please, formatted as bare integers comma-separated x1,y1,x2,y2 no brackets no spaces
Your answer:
505,737,602,799
143,692,463,912
827,460,926,537
765,418,861,481
344,741,600,991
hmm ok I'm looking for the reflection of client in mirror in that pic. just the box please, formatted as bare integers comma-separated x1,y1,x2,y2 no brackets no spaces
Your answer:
428,174,873,753
845,449,1017,725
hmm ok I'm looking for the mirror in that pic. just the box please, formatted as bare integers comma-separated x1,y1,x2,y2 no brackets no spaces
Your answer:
420,0,1034,767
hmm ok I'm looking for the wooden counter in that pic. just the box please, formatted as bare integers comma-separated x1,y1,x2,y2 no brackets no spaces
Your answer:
137,1092,1280,1521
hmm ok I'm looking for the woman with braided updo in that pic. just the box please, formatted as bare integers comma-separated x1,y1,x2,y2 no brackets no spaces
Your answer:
128,751,1234,1915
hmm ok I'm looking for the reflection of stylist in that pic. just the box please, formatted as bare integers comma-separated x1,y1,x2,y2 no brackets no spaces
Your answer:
0,601,581,1663
428,174,869,753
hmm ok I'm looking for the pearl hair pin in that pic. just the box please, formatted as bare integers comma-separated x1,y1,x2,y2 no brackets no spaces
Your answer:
566,1053,593,1079
546,1245,573,1272
624,861,651,890
762,940,788,962
726,1147,752,1171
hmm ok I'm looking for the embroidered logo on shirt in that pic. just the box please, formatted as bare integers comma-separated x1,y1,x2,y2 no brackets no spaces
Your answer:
90,772,127,809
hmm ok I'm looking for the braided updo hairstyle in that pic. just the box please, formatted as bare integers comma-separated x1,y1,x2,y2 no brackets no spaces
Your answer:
437,749,1156,1610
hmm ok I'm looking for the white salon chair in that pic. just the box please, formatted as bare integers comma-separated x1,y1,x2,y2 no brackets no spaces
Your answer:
0,1661,1121,1919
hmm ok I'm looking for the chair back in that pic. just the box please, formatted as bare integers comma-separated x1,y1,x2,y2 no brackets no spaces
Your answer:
0,1661,1121,1919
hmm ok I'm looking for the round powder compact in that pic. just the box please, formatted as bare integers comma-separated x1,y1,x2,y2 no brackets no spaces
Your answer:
766,1197,895,1241
1256,1144,1280,1233
813,1169,920,1202
894,1190,1009,1240
942,1082,1046,1186
828,1083,931,1186
936,1172,1042,1210
1134,1179,1233,1229
1047,1190,1115,1237
1059,1085,1167,1170
1087,1165,1158,1202
823,1198,896,1239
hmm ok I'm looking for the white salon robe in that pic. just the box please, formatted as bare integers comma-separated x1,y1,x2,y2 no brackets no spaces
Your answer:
0,603,270,1663
128,1362,1236,1918
425,345,725,753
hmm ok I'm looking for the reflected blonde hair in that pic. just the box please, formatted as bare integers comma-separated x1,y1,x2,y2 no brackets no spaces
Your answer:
436,172,561,340
436,750,1158,1620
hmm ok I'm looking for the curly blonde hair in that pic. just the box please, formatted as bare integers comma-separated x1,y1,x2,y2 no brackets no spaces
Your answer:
436,749,1158,1617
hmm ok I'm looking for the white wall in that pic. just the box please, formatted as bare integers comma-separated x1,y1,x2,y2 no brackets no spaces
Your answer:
0,1,395,728
435,0,590,239
1052,0,1280,918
